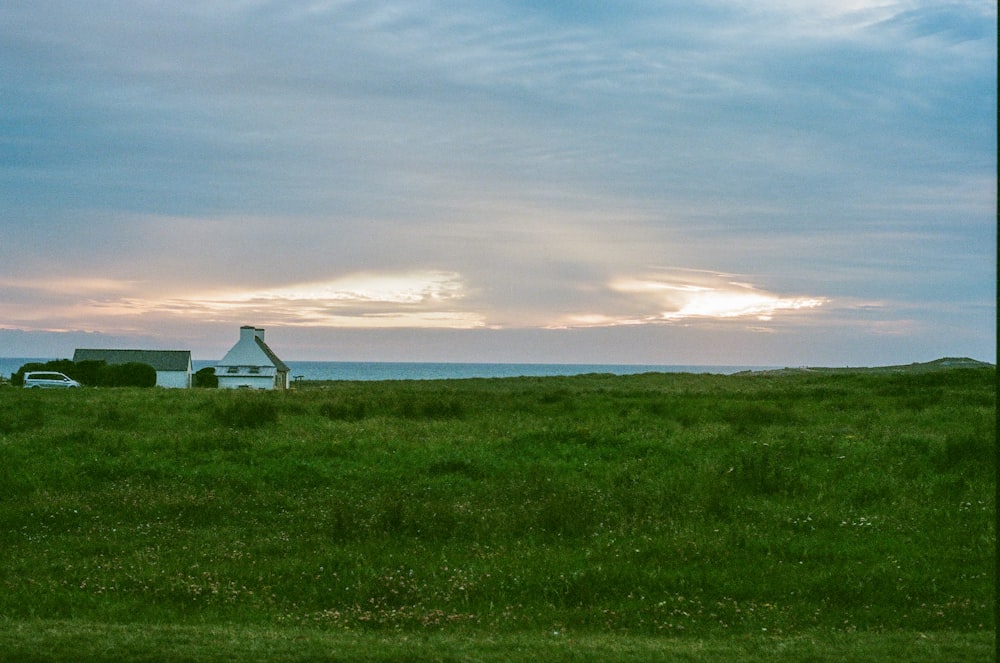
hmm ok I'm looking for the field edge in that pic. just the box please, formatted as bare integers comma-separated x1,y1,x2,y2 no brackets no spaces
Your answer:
0,619,994,662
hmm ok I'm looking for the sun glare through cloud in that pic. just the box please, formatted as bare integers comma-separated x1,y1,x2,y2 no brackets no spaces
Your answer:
554,271,827,328
615,272,827,322
657,289,826,321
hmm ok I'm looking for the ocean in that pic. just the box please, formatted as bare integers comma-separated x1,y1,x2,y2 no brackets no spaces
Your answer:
200,361,763,381
2,357,765,382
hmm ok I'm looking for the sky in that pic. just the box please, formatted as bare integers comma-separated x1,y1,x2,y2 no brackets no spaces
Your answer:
1,1,996,365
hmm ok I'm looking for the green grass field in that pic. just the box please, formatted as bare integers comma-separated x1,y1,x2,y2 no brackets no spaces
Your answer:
0,365,994,661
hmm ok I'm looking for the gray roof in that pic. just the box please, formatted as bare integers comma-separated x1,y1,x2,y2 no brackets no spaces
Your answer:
255,338,290,372
73,349,192,372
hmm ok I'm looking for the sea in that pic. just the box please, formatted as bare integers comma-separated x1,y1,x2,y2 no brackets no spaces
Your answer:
1,357,768,382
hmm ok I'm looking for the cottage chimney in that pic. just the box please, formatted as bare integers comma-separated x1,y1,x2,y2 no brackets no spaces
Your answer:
254,328,265,341
239,325,256,343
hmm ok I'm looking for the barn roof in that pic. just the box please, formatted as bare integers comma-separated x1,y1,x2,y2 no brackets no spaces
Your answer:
72,349,192,372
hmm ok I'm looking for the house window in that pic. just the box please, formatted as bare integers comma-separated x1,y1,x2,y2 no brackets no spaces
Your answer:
227,367,239,374
249,366,260,374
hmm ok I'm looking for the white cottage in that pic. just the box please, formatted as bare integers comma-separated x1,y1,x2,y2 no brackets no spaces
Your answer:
215,326,290,390
72,349,193,388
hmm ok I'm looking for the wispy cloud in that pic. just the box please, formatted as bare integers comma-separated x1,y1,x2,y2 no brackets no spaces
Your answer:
0,277,143,295
200,272,468,306
83,271,487,330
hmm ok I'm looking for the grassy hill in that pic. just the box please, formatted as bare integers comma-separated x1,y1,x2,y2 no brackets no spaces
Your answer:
0,365,994,661
740,356,995,376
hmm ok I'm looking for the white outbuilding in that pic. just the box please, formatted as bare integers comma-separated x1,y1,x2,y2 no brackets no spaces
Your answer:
72,349,193,388
215,326,290,390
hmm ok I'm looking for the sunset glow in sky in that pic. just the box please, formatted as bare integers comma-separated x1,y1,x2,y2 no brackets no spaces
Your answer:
1,1,995,365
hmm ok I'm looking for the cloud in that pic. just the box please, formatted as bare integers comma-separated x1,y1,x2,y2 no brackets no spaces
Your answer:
872,2,998,43
204,272,468,306
83,271,487,330
0,277,142,296
552,270,828,328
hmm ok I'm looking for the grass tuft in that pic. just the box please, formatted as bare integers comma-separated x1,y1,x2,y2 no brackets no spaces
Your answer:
211,395,279,428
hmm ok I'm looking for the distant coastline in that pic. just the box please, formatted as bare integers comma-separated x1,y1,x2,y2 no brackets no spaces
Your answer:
5,356,989,383
222,361,772,382
1,358,771,382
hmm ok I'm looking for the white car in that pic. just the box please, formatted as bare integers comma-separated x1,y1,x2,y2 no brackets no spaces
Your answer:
23,371,81,389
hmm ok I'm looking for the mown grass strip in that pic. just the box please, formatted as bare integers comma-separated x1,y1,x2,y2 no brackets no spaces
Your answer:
0,620,994,663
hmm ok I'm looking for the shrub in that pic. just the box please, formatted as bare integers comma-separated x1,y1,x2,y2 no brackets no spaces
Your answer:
10,365,39,387
14,360,160,387
193,367,219,388
98,362,157,387
12,360,82,386
71,360,105,386
13,360,109,386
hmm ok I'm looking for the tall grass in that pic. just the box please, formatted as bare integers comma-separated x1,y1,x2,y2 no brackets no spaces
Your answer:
0,369,993,644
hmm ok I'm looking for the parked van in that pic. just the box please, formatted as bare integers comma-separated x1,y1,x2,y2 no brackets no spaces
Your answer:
23,372,81,389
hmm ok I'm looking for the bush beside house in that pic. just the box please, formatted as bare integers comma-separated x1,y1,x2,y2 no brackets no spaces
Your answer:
13,360,157,388
193,367,219,388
